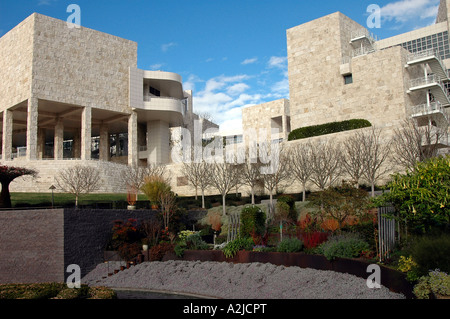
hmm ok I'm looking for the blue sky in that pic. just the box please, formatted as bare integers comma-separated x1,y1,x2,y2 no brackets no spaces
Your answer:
0,0,442,133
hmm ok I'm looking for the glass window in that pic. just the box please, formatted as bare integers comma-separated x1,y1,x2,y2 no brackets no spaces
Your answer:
344,74,353,85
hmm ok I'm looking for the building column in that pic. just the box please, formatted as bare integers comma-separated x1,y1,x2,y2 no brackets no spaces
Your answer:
147,120,170,165
54,117,64,160
2,109,13,161
26,97,38,160
128,111,138,166
99,123,110,162
37,128,46,159
81,106,92,160
73,129,81,159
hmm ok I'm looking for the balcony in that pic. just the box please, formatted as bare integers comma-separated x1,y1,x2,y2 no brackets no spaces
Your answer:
352,46,376,58
406,48,449,81
350,29,378,45
421,126,450,150
408,75,450,106
133,95,185,126
411,102,449,126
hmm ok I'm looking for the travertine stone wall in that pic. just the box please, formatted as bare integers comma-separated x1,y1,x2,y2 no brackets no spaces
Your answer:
31,13,137,113
286,12,417,133
0,14,34,109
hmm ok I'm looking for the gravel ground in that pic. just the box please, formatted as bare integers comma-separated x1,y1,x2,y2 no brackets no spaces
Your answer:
82,260,405,299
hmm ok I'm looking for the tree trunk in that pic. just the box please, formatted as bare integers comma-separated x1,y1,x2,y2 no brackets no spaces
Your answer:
75,195,79,208
371,183,375,197
251,187,255,205
0,181,12,208
201,189,205,209
302,185,306,202
195,187,198,200
222,194,227,216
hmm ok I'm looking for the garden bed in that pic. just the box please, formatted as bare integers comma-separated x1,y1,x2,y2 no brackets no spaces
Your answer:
161,250,414,298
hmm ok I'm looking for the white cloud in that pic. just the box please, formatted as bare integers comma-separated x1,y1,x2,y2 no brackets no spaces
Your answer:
149,63,164,70
227,83,250,95
161,42,177,52
241,57,258,65
268,56,287,69
38,0,57,5
380,0,439,24
189,74,263,131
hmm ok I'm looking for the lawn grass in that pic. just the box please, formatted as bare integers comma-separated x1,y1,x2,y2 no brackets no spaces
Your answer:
10,192,149,207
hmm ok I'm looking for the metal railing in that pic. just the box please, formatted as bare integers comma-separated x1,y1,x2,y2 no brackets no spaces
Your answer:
407,48,449,78
410,74,447,92
350,29,378,42
352,46,376,58
378,206,396,262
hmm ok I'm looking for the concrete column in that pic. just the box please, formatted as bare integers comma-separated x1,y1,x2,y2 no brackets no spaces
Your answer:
54,117,64,160
147,120,170,165
2,109,13,161
99,123,110,162
128,111,138,166
37,128,46,159
26,97,39,160
81,106,92,160
73,129,81,159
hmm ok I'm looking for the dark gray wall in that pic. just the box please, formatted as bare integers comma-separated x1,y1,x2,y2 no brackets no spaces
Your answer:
0,208,156,284
0,209,65,284
64,209,157,279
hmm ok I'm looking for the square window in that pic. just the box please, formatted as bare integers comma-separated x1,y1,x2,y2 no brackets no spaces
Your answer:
344,74,353,85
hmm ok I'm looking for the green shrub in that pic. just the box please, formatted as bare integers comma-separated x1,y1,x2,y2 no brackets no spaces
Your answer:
376,155,450,234
288,119,372,141
276,195,298,222
222,237,254,258
276,238,304,253
318,233,370,261
409,233,450,276
413,270,450,299
0,283,116,299
240,206,266,238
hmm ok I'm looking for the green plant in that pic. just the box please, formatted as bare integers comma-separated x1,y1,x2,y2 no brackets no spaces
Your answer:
140,175,171,205
222,237,254,258
318,233,370,261
413,270,450,299
240,205,266,238
277,194,298,222
276,238,304,253
376,155,450,234
409,233,450,276
0,283,116,299
288,119,372,141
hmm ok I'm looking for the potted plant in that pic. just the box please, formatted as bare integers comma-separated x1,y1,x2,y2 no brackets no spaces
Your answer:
127,187,137,210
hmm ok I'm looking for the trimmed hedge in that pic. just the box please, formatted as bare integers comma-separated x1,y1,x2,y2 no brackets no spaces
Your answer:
288,119,372,141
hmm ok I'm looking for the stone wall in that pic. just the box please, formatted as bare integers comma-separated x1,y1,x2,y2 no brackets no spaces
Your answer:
31,13,137,113
0,14,34,109
0,208,157,284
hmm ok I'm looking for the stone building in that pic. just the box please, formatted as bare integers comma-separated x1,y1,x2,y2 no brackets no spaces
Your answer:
0,13,216,194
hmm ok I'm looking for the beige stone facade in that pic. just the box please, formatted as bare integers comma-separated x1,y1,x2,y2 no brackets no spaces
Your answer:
0,13,213,195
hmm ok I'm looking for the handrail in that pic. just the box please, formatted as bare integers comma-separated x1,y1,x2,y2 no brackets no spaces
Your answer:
407,48,449,79
350,29,378,42
411,102,449,122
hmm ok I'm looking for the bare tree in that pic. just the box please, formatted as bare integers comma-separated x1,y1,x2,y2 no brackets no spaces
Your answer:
209,162,239,216
121,163,169,192
261,144,290,219
288,142,313,202
159,189,177,230
181,159,212,209
392,119,447,172
359,127,392,197
341,132,366,188
56,165,101,207
241,156,263,205
309,140,342,191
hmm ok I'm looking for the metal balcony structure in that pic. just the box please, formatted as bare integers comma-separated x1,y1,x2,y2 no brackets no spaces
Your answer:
406,48,449,81
411,101,449,127
408,75,450,107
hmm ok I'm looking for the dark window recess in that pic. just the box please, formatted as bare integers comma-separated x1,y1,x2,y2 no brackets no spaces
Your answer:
344,74,353,85
149,87,161,96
